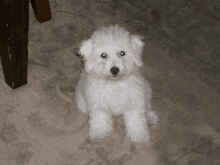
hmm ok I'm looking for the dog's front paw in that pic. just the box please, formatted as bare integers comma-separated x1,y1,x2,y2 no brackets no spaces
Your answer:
89,127,112,139
127,128,150,143
124,111,151,143
147,111,159,124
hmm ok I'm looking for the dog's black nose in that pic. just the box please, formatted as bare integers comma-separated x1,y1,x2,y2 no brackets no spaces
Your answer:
110,67,119,76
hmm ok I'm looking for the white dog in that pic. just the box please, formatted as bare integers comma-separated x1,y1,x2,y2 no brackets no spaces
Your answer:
75,25,158,143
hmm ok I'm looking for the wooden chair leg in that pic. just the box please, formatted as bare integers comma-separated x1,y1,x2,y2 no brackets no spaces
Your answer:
30,0,52,23
0,0,51,89
0,0,29,89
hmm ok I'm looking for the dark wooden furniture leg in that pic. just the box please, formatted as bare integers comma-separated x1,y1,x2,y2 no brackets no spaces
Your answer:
0,0,51,89
30,0,52,23
0,0,29,89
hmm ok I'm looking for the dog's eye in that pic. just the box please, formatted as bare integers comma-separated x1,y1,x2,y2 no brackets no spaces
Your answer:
101,53,107,58
120,51,126,56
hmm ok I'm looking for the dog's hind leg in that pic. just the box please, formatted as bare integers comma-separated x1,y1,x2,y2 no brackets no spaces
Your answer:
76,90,88,114
146,110,159,125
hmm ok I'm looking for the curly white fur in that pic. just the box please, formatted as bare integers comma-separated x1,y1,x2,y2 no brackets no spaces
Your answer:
75,25,158,143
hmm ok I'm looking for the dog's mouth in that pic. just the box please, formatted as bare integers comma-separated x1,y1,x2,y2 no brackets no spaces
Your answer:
112,75,119,79
106,74,125,81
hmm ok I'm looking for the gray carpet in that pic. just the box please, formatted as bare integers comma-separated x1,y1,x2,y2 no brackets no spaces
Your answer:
0,0,220,164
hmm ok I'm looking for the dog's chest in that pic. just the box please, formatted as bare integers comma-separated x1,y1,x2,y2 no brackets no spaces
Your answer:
105,83,130,115
88,80,131,114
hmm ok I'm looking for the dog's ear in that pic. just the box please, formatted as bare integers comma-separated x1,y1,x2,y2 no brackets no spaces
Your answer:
130,36,144,67
79,39,93,57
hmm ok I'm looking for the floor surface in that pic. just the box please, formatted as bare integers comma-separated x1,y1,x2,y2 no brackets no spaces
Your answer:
0,0,220,164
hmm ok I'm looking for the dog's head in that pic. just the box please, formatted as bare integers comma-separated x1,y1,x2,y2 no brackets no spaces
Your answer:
78,25,144,80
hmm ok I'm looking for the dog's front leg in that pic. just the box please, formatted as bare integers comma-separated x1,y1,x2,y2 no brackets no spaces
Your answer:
123,110,150,143
88,109,114,139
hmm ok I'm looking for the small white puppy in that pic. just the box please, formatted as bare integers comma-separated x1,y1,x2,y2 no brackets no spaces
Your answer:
75,25,158,143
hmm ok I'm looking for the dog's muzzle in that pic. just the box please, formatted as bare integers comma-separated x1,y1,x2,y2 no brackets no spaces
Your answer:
110,67,119,76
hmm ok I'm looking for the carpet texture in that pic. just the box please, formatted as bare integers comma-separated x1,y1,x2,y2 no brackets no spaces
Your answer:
0,0,220,164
